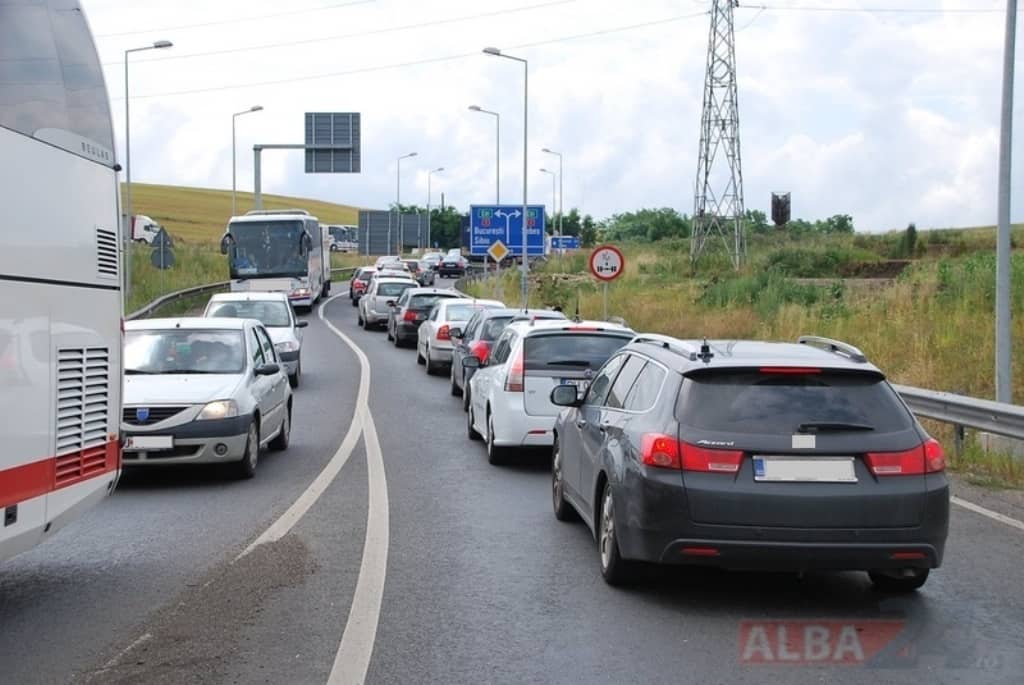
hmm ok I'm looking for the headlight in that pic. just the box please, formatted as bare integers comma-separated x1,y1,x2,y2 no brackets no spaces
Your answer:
293,288,311,296
275,340,300,353
197,399,238,421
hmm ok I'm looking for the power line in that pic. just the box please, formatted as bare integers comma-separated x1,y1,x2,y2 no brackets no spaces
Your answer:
101,0,578,66
737,3,1003,14
95,0,375,38
110,11,709,100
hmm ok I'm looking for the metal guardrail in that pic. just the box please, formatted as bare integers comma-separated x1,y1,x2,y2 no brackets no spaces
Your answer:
894,384,1024,443
126,267,357,321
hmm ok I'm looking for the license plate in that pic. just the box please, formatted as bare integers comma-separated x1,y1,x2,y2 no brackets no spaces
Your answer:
124,435,174,451
753,456,857,483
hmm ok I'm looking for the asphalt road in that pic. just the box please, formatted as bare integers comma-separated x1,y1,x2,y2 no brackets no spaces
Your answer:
2,276,1023,684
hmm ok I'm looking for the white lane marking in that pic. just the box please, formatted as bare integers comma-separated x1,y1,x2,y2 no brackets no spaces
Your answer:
90,632,153,679
953,496,1024,533
238,291,366,560
328,409,390,685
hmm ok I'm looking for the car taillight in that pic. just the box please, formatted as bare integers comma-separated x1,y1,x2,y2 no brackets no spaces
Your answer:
640,434,681,469
469,340,491,363
403,310,417,322
681,442,744,473
865,438,945,476
759,367,822,374
504,351,524,392
437,325,451,341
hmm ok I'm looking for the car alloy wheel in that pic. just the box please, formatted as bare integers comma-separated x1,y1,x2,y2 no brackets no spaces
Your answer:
235,422,259,479
552,440,577,522
486,413,507,465
598,482,634,585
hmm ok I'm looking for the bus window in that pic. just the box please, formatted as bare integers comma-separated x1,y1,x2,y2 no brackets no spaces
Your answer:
0,0,114,164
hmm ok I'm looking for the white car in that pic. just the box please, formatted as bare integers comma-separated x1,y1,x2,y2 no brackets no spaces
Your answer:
416,298,503,375
464,319,634,464
374,255,402,268
203,291,309,387
121,318,292,478
358,277,418,329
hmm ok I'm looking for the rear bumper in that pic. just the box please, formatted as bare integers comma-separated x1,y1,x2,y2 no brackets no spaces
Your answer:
395,321,423,338
490,393,557,447
612,471,950,571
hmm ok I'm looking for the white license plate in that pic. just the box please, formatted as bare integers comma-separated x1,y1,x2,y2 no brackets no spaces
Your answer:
753,456,857,483
124,435,174,451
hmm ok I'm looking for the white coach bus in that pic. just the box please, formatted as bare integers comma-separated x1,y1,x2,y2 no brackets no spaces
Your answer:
0,0,123,562
220,209,331,311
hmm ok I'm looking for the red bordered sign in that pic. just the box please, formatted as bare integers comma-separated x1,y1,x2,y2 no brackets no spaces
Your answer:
589,245,625,282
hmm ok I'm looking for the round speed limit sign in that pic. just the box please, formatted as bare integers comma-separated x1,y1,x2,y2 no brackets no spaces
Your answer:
589,245,625,282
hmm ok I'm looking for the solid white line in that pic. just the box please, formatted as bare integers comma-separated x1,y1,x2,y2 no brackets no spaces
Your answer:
237,292,366,560
91,632,153,679
952,496,1024,533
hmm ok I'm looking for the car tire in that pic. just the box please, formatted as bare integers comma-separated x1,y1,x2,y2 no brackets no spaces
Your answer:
869,569,929,593
425,345,438,375
289,359,301,389
416,344,425,365
598,481,635,585
462,384,471,412
270,406,291,451
351,297,358,307
234,421,259,479
386,325,394,342
552,437,579,522
357,311,364,326
467,403,482,441
486,413,509,466
450,365,462,396
362,314,371,330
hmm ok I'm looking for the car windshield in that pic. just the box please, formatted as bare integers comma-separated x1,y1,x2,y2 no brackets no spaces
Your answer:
524,333,632,370
378,282,416,297
227,221,307,279
678,370,915,435
124,329,245,375
446,303,499,321
206,300,292,327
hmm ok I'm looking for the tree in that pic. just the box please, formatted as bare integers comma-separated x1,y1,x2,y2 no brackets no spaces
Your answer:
601,208,690,242
820,214,855,234
580,215,597,247
744,209,770,234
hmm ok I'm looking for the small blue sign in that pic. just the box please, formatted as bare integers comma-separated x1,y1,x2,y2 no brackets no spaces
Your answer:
136,407,150,423
469,204,546,257
550,236,581,250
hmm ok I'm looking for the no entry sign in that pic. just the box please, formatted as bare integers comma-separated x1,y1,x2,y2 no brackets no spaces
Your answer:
589,245,625,282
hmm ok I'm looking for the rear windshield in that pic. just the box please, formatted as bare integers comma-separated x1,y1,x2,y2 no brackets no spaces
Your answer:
378,282,415,297
480,316,513,341
409,293,455,308
524,333,632,370
678,370,914,434
446,303,499,321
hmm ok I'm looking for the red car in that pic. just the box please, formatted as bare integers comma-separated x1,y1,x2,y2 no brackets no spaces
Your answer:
350,267,377,306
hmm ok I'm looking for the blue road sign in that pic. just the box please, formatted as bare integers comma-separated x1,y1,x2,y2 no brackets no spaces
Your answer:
550,236,581,250
469,205,546,257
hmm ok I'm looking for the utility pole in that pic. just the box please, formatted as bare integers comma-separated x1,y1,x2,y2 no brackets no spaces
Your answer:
995,0,1017,403
691,0,746,269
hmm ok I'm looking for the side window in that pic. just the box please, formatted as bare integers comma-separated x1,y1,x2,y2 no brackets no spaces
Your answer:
248,328,265,367
397,291,409,306
256,327,276,363
624,363,667,412
584,354,627,407
490,331,514,365
606,356,646,409
463,313,482,340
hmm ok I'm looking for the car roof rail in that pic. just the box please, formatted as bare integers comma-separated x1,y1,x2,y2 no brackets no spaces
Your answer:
244,209,310,216
797,335,867,363
632,334,701,361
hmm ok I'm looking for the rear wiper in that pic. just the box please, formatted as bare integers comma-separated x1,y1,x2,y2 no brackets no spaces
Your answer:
797,422,875,433
545,359,591,366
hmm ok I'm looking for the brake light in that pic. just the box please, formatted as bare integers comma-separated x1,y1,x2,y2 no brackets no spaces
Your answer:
403,310,417,322
564,326,600,332
681,442,744,473
681,547,720,557
504,350,524,392
866,439,945,476
759,367,822,374
469,340,491,363
437,325,451,341
640,434,681,469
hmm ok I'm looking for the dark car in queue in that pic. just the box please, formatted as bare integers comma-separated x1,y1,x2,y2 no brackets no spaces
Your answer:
386,288,461,348
438,253,467,278
350,266,377,307
549,334,950,591
423,252,443,271
413,260,436,286
449,308,566,410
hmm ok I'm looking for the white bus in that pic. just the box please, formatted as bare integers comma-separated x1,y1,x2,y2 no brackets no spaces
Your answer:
220,209,331,311
0,0,123,562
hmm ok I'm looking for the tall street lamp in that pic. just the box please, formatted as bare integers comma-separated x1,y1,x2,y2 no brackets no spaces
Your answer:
469,105,500,203
541,147,563,247
427,167,444,250
123,39,172,299
540,168,556,245
483,47,529,307
232,106,263,216
393,151,417,254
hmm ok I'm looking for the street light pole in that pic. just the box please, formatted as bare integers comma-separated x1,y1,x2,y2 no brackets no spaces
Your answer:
483,48,529,307
123,39,172,302
995,0,1017,403
427,167,444,250
394,151,417,254
542,147,563,248
232,106,263,217
469,105,500,203
540,168,556,245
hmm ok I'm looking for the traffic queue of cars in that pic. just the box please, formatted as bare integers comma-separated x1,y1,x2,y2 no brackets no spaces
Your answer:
350,258,950,593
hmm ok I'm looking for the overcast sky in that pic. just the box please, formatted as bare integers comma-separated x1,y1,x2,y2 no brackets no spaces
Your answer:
88,0,1021,232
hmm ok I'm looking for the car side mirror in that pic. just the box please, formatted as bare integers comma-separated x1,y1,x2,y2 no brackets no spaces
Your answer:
255,362,280,376
295,320,309,328
449,327,463,339
462,356,481,369
386,300,396,307
219,233,234,255
550,384,582,407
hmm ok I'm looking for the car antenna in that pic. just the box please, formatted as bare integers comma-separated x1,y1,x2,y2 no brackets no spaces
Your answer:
573,292,581,323
698,338,714,363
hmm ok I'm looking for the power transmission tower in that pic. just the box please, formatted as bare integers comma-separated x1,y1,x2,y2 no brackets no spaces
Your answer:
691,0,745,269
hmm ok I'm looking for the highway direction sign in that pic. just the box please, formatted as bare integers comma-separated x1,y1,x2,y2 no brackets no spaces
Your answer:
589,245,625,282
469,204,546,257
551,235,581,250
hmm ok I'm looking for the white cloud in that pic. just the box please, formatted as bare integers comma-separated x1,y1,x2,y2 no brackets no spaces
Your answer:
87,0,1022,231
